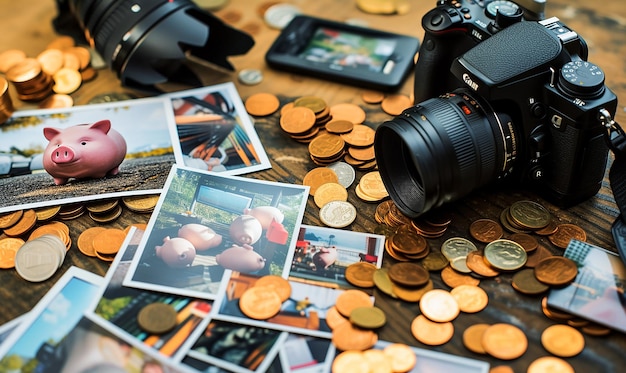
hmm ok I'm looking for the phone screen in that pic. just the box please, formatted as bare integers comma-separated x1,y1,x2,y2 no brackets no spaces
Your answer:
298,27,397,73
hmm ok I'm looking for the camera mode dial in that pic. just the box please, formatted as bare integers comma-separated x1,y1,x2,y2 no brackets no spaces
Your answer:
558,61,605,98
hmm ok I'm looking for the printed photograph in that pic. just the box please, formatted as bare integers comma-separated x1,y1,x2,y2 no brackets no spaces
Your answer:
0,97,177,213
123,165,308,300
163,83,271,175
289,225,384,289
88,228,213,359
547,239,626,333
278,334,332,373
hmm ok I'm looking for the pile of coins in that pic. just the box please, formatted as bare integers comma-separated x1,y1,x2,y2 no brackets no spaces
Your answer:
332,343,417,373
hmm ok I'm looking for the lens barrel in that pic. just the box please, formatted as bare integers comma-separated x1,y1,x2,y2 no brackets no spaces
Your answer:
374,90,517,218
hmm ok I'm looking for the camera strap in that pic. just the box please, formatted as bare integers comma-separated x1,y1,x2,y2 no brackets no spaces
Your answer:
600,109,626,262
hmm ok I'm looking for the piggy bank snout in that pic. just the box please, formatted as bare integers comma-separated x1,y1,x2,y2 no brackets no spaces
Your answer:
50,145,75,164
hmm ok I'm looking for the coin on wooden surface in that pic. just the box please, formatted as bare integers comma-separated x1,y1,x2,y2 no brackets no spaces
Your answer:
37,48,64,75
373,268,397,298
541,324,585,357
410,314,454,346
441,265,480,288
350,306,386,329
469,218,504,243
137,302,178,334
0,237,24,269
345,261,377,288
245,92,280,116
3,209,37,237
508,200,551,230
548,224,587,249
319,200,357,228
332,350,369,373
533,256,578,286
465,251,499,277
381,94,412,116
327,161,356,188
38,93,74,108
14,235,66,282
52,67,82,94
313,182,348,208
450,284,488,313
392,279,433,303
524,244,554,268
239,285,283,320
325,119,354,135
238,68,263,85
77,226,107,257
387,262,429,288
325,306,349,330
340,124,376,148
421,250,449,271
483,239,527,271
302,167,339,196
383,343,416,372
334,289,373,317
441,237,477,260
419,289,460,322
508,233,538,252
358,171,389,200
361,90,385,104
511,268,549,295
481,323,528,360
309,133,346,159
92,228,127,255
254,275,292,302
527,356,575,373
329,102,366,124
390,230,427,256
294,95,327,113
0,210,23,229
463,323,490,354
332,321,378,351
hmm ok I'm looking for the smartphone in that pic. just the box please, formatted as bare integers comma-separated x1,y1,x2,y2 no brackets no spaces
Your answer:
265,15,420,91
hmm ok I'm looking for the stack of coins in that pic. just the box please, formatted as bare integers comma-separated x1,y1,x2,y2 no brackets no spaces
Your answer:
5,58,54,102
28,221,72,251
385,225,430,262
14,234,67,282
0,76,14,124
355,170,388,202
122,194,160,214
86,199,123,223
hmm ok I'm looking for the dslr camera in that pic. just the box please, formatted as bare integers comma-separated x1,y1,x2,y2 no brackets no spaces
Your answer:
374,13,619,218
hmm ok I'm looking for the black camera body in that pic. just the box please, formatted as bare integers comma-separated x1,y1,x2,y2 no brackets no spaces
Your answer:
415,0,548,103
374,16,618,218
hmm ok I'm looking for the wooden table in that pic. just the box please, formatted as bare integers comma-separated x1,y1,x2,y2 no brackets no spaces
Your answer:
1,0,625,372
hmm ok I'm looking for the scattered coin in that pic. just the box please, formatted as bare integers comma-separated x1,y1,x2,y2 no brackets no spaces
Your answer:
469,218,504,243
357,171,389,201
383,343,416,372
441,237,478,261
340,124,375,148
419,289,460,323
534,256,578,286
263,3,302,29
511,268,549,295
463,323,490,354
372,268,397,298
254,275,292,302
381,94,412,116
387,262,429,288
325,306,349,330
121,194,160,213
0,210,23,229
77,226,107,257
508,232,538,252
3,209,37,237
137,302,178,334
319,200,357,228
483,239,527,271
345,261,377,288
465,251,499,277
52,67,82,94
239,285,282,319
481,323,528,360
92,228,127,256
541,324,585,357
238,68,263,85
361,90,385,104
331,321,378,351
313,182,348,208
334,289,373,317
527,356,575,373
391,279,433,303
349,306,386,329
0,237,25,269
441,265,480,288
14,235,66,282
326,161,356,188
450,284,489,313
548,223,587,249
245,92,280,116
332,350,370,373
411,314,454,346
421,251,450,272
508,200,552,230
329,103,366,124
302,167,339,195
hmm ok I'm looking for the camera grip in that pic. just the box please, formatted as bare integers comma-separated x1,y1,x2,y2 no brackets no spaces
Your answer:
413,33,457,103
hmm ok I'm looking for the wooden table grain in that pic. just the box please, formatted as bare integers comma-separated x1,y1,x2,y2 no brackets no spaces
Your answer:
1,0,625,372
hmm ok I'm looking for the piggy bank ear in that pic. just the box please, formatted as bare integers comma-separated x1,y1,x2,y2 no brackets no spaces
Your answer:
90,120,112,134
43,127,62,141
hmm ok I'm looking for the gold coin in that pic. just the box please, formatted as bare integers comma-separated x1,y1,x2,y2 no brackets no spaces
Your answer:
450,284,488,313
358,171,389,200
245,92,280,116
313,182,348,208
534,256,578,286
331,321,378,351
465,251,499,277
483,239,527,271
527,356,575,373
28,222,70,247
92,228,127,255
373,268,398,298
382,343,416,372
349,306,386,329
254,275,292,302
331,350,369,373
392,279,433,303
325,119,354,134
347,144,375,162
463,323,490,354
122,194,159,213
46,35,75,50
325,306,349,330
89,204,123,223
63,51,80,70
302,167,339,195
66,46,91,70
0,49,27,73
3,209,37,237
387,262,429,287
280,105,316,135
481,323,528,360
0,210,23,229
86,199,119,213
548,223,587,249
293,95,327,113
541,324,585,357
508,200,551,230
0,237,25,269
511,268,549,295
441,265,480,288
137,302,178,334
52,67,82,94
419,289,460,322
239,285,282,320
410,314,454,346
361,90,385,104
345,261,377,288
362,349,392,373
308,133,346,159
334,289,373,317
490,365,515,373
329,102,366,124
6,58,42,83
340,124,375,148
381,94,412,116
421,250,449,271
469,218,504,243
37,48,64,75
77,226,107,257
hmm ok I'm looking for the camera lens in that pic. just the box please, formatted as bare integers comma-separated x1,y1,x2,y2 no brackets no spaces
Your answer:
374,90,517,218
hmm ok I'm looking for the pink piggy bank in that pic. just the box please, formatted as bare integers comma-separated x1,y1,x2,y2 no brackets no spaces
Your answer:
312,247,338,270
216,244,266,273
177,223,223,251
155,236,196,268
244,206,284,230
229,215,262,246
43,119,127,185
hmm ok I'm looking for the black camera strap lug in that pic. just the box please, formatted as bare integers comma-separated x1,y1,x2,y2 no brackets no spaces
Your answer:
599,108,626,263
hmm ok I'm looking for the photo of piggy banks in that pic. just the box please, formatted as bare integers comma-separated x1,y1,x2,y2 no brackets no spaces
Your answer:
42,119,127,185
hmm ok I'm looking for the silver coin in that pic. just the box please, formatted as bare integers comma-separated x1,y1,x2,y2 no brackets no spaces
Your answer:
483,239,527,271
319,200,357,228
440,237,477,260
14,235,66,282
327,161,356,188
238,68,263,85
264,3,302,29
